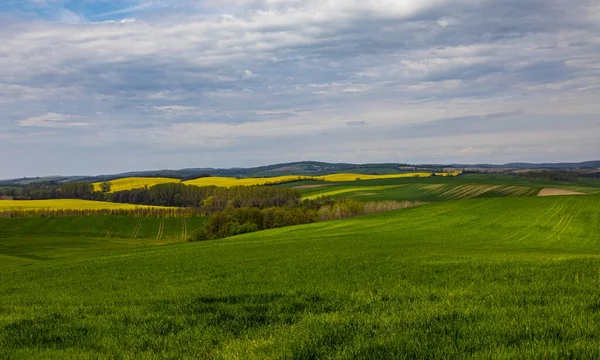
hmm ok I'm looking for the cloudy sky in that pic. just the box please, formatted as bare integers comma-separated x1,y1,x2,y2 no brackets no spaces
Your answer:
1,0,599,178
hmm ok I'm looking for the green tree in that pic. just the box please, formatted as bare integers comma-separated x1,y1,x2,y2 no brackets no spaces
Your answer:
100,182,111,193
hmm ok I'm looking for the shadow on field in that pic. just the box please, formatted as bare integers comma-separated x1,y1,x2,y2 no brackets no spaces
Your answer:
2,313,94,350
0,293,347,355
152,292,341,336
4,290,600,358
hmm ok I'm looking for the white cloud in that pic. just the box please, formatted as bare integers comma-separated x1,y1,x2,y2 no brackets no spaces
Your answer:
242,69,256,78
19,113,91,127
153,105,195,112
0,0,599,177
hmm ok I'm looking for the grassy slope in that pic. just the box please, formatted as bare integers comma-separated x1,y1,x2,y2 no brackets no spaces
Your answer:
1,195,600,358
0,216,208,265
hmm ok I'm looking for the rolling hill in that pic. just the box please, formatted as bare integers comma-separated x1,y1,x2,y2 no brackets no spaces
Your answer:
0,216,207,265
1,194,599,358
2,160,597,185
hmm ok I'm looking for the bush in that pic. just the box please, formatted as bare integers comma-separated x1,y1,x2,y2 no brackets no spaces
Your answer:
191,206,318,241
189,200,425,242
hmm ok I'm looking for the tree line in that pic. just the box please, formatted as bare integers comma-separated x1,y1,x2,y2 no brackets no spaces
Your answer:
517,171,579,182
0,207,205,219
0,182,302,213
108,183,302,212
191,200,425,241
0,182,303,215
0,181,104,200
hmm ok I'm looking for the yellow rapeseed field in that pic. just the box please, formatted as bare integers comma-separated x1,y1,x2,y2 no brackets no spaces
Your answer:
0,199,156,211
93,177,181,192
435,172,462,177
183,176,312,188
314,172,434,181
91,172,460,191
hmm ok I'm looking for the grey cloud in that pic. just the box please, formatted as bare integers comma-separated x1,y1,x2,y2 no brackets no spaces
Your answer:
346,121,366,126
0,0,599,177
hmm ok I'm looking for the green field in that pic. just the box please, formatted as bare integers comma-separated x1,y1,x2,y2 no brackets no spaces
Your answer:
286,174,600,202
302,183,541,201
1,194,600,358
0,216,208,265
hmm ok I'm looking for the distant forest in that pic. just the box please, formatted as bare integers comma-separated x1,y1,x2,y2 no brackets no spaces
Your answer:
518,171,580,182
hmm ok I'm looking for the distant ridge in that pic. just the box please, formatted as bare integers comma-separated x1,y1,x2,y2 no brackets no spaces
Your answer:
501,161,600,169
1,160,598,184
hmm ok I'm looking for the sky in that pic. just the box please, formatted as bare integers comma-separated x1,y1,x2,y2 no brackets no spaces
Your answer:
1,0,599,178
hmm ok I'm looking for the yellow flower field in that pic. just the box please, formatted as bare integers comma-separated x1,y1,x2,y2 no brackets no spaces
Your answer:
0,199,156,211
183,175,312,188
90,172,460,191
314,172,434,181
93,177,181,192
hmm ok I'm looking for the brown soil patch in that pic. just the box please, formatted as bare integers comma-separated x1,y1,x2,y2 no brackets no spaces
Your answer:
538,188,584,197
293,184,334,190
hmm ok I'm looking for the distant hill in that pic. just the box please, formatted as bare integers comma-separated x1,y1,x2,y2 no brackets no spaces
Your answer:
1,160,598,185
502,161,600,169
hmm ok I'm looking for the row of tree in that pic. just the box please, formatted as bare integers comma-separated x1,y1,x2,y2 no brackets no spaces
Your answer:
517,171,579,182
0,181,103,200
0,181,302,215
0,207,205,219
109,183,302,213
579,171,600,179
191,200,425,241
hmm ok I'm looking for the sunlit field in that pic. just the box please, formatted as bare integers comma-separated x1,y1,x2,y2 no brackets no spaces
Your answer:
314,172,458,181
0,199,157,211
0,216,208,265
302,183,542,201
92,177,181,192
183,175,311,187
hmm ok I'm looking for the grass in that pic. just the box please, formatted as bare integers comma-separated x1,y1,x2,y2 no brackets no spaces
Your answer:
0,216,208,265
0,199,163,211
92,177,181,192
1,194,600,358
